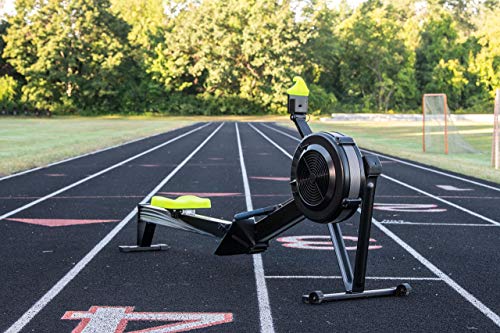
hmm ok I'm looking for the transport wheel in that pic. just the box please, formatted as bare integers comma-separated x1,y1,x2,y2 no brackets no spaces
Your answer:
302,291,324,304
395,283,412,296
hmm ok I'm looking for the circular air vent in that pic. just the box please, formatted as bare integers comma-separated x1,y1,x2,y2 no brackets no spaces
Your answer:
296,150,330,206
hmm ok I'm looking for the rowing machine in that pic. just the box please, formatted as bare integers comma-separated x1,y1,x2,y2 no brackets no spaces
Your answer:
119,77,412,303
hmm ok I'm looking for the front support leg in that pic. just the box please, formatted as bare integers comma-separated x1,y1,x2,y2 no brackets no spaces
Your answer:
302,155,412,304
352,155,382,292
329,223,353,292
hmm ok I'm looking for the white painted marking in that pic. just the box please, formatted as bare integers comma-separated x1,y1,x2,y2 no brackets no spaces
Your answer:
374,203,446,213
248,123,293,159
372,214,500,328
437,185,473,191
263,123,500,193
377,195,500,200
262,123,499,225
0,123,211,222
250,124,500,328
370,151,500,193
62,306,233,333
250,176,289,181
235,123,275,333
265,275,442,281
0,123,201,182
380,220,496,227
261,123,300,142
382,174,500,226
276,235,382,251
4,123,224,333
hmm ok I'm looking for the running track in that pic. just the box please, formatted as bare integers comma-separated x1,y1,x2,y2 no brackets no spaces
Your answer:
1,122,499,332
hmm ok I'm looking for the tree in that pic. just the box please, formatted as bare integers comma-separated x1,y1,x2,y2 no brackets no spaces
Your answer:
336,1,415,112
0,18,22,108
0,19,16,76
303,3,342,97
3,0,129,113
471,6,500,102
0,74,17,108
150,0,311,113
1,0,497,115
414,8,491,110
110,0,169,113
415,14,462,105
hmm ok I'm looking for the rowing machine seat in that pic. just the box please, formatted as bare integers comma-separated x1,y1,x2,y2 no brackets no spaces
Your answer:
151,195,211,210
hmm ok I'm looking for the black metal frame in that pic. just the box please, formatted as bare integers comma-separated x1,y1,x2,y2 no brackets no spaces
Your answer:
288,94,411,303
119,83,412,303
302,155,411,303
118,213,168,253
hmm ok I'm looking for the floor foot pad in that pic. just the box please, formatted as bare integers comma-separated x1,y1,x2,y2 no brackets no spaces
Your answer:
118,244,169,253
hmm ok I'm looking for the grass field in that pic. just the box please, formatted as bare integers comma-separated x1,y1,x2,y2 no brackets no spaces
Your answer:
0,117,197,177
0,115,291,177
1,116,498,184
302,120,499,184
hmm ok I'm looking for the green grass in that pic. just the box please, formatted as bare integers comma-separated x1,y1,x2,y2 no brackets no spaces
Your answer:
0,116,196,177
288,120,499,184
0,115,290,177
1,116,497,184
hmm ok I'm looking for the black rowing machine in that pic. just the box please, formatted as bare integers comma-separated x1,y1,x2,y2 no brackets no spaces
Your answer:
119,77,412,303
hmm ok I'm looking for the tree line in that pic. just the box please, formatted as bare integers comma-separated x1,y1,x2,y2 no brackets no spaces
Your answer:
0,0,498,115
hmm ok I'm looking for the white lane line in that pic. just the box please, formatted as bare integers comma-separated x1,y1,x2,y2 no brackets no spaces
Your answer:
261,123,300,142
377,195,500,200
0,123,211,222
366,150,500,193
235,123,275,333
250,124,500,328
260,122,500,226
372,216,500,328
0,123,200,182
436,185,473,191
4,123,224,333
380,220,497,227
382,174,500,226
265,275,442,281
264,122,500,193
248,123,292,159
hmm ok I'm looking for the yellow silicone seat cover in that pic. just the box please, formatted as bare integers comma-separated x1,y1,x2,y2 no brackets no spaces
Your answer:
151,195,211,210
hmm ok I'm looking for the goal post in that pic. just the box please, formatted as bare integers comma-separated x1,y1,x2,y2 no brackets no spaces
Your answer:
422,93,479,155
492,89,500,169
422,93,449,154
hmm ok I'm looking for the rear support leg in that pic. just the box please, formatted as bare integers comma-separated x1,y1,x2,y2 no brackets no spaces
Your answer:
119,207,169,253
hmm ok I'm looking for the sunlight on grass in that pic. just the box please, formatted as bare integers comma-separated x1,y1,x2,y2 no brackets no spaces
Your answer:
0,115,290,177
1,116,498,184
279,120,499,184
0,117,195,176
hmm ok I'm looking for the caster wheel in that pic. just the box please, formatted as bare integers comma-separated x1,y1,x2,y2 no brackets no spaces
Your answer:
395,283,412,296
303,291,324,304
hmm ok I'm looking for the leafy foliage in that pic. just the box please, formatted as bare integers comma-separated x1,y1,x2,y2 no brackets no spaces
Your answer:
3,0,129,113
0,74,17,107
0,0,499,115
150,0,310,113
